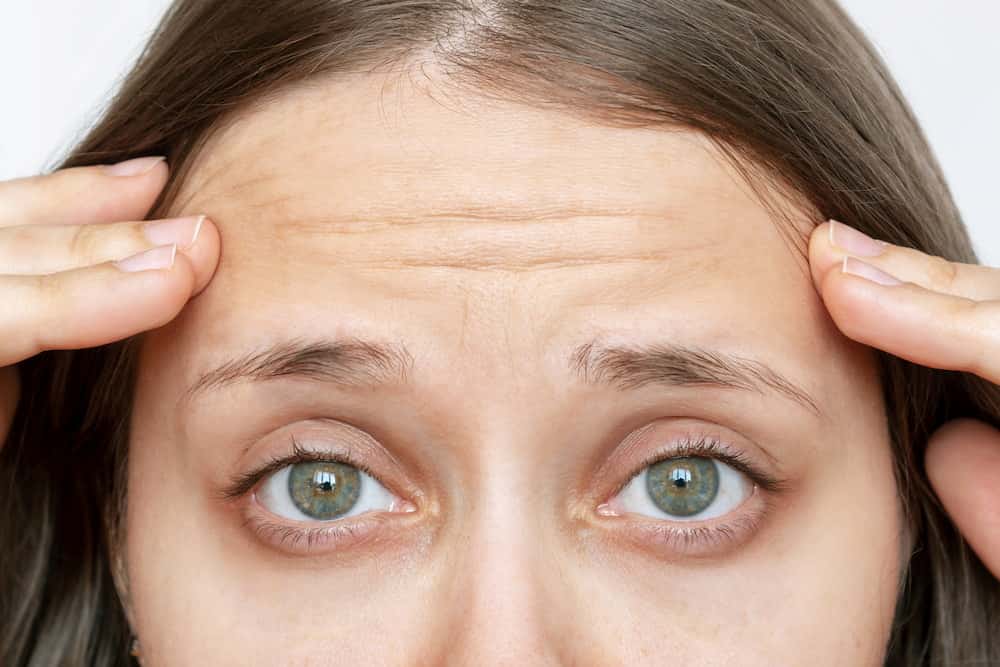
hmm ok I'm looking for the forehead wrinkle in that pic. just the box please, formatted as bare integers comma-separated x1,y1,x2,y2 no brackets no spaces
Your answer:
266,205,689,234
303,254,706,273
178,176,299,221
176,153,801,277
191,172,688,230
247,211,724,274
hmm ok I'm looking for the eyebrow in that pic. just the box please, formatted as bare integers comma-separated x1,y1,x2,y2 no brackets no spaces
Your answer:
179,335,822,419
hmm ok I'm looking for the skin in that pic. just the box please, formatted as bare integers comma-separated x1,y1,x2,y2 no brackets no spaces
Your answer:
124,71,903,665
0,68,997,665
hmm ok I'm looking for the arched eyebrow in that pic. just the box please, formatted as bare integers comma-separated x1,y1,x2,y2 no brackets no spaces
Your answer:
178,335,823,420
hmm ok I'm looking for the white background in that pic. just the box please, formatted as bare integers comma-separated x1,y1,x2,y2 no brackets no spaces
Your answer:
0,1,996,264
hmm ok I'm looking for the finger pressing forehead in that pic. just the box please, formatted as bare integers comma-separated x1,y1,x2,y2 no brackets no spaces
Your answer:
810,219,1000,302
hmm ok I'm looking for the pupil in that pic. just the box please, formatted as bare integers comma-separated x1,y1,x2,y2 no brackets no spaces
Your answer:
313,470,336,493
670,467,692,489
645,457,719,518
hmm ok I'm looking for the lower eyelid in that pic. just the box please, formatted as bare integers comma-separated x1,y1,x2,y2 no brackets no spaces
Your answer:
595,486,772,559
243,488,419,556
246,511,385,554
620,512,766,560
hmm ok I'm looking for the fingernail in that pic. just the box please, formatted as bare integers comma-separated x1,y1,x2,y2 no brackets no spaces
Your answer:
102,156,166,177
114,244,177,272
842,256,902,285
829,219,888,257
142,215,205,249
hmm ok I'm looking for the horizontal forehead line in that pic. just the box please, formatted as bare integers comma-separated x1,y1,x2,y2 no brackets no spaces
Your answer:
178,334,823,420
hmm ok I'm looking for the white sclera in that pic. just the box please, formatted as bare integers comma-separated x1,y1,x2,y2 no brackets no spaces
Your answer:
616,459,753,521
257,464,398,522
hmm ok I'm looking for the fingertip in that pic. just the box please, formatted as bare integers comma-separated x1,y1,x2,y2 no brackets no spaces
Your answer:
60,158,171,225
111,249,199,330
815,261,895,343
96,156,171,217
926,418,1000,472
177,215,221,296
161,250,200,315
99,156,167,178
108,252,199,337
808,220,840,288
810,219,833,246
133,157,169,197
816,254,848,309
924,418,1000,578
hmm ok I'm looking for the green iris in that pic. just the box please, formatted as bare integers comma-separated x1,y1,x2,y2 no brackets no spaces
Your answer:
646,456,719,517
287,461,361,520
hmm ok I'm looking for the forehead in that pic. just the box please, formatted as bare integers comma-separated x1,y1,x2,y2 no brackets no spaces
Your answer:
156,71,842,397
171,71,813,247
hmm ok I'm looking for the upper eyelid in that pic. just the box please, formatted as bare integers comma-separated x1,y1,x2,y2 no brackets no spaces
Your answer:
220,420,789,535
661,437,786,491
228,430,786,501
219,435,380,501
610,434,782,501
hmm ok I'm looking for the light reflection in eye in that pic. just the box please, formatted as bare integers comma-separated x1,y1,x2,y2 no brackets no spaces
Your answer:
614,456,753,522
257,461,400,522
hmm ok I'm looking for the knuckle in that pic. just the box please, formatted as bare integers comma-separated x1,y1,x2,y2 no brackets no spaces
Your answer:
68,223,101,262
29,273,65,351
33,271,61,310
923,253,959,293
17,274,56,355
6,225,35,253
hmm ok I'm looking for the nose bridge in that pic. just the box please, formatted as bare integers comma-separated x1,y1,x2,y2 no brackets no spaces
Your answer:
421,325,582,666
438,457,565,666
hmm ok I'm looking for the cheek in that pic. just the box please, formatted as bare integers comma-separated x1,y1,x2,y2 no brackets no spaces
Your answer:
123,359,231,663
122,421,210,662
576,413,901,664
752,399,902,661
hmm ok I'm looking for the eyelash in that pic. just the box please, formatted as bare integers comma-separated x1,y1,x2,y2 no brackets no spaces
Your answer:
224,431,787,557
601,432,790,557
609,432,787,499
221,435,378,500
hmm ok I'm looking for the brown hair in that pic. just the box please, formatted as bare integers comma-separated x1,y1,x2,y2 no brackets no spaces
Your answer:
2,0,998,664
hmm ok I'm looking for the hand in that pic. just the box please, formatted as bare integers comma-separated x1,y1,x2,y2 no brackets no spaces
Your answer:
0,156,221,446
809,218,1000,578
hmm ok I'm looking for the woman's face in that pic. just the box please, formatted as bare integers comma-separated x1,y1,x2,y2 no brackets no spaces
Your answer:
126,71,901,666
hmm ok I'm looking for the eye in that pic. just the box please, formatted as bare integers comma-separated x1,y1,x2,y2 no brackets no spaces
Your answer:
256,460,400,522
612,455,753,522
